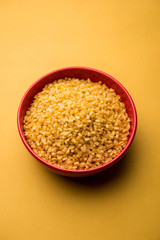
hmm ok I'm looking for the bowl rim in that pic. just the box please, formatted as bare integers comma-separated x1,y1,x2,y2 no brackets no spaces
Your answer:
17,66,137,174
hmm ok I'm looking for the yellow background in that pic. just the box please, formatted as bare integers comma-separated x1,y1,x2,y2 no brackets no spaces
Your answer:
0,0,160,239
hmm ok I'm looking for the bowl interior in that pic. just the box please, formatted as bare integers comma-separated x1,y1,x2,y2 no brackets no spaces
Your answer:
18,67,137,177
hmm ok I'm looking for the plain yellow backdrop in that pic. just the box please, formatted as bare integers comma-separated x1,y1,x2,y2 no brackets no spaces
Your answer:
0,0,160,239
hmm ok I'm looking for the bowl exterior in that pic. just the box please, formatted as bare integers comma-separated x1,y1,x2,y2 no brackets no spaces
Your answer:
17,67,137,177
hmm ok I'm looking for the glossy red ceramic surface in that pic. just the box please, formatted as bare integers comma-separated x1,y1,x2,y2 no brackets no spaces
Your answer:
17,67,137,177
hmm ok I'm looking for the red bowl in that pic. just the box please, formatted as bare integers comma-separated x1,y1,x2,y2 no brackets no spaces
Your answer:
17,67,137,177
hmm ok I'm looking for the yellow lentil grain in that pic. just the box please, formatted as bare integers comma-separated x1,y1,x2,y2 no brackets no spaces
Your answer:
23,78,130,170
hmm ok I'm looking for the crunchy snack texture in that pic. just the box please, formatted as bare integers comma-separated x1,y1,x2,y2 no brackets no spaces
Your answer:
24,78,130,170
